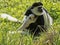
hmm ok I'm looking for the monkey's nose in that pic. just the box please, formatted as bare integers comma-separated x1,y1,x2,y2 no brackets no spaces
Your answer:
38,7,43,12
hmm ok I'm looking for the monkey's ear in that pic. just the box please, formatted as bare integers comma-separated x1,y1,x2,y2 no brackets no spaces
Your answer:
24,7,32,16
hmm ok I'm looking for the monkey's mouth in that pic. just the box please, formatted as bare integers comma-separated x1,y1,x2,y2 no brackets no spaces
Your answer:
38,9,43,12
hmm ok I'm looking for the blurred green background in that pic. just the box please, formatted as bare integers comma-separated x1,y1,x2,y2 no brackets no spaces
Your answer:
0,0,60,45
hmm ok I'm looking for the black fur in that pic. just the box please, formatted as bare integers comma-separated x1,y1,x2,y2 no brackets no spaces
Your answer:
26,15,45,36
25,8,33,16
31,2,43,9
25,11,45,36
24,2,46,36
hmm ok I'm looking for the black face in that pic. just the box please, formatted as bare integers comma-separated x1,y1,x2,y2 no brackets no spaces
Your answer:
38,6,43,12
30,2,43,16
25,2,43,16
31,2,43,13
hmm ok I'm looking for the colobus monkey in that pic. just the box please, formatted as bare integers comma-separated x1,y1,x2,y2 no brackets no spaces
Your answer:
17,2,53,36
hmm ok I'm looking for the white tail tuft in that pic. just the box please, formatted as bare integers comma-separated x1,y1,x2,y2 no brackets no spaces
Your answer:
0,13,22,23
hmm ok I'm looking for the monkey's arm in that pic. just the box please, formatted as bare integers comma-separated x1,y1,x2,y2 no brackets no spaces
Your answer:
17,14,36,30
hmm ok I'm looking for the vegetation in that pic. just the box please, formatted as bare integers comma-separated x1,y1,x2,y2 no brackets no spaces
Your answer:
0,0,60,45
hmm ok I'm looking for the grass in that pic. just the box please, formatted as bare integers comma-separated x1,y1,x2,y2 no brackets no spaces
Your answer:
0,0,60,45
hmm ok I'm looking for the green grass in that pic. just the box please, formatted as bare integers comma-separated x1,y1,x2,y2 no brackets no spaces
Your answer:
0,0,60,45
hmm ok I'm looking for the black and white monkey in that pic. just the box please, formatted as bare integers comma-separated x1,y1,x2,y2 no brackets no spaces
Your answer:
0,2,53,36
17,2,53,36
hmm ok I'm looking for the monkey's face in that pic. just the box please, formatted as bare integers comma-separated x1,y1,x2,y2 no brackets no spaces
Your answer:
31,2,43,16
